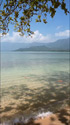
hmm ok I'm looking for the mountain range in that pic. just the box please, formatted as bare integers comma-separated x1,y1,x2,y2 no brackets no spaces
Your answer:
1,38,70,51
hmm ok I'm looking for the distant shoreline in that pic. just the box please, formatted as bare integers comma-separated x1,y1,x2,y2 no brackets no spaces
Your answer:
15,50,70,52
1,50,70,53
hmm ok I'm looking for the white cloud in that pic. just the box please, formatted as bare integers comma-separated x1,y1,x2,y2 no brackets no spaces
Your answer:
1,29,70,43
1,30,55,43
55,30,70,37
56,25,63,30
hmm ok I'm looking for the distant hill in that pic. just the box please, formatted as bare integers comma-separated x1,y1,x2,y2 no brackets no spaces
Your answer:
15,46,69,52
46,38,70,50
15,38,70,52
15,46,50,51
1,38,70,51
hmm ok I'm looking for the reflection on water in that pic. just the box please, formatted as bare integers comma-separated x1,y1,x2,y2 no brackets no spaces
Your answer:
0,52,70,122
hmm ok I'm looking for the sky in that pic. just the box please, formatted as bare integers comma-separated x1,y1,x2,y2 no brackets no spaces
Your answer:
1,0,70,43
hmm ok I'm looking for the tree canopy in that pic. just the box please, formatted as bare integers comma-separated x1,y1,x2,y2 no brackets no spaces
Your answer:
0,0,69,35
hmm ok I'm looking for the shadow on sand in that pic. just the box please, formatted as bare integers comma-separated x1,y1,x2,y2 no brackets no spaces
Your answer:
0,72,70,124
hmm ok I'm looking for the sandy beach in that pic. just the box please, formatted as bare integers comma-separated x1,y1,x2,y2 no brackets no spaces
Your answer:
22,107,70,125
35,112,70,125
0,106,70,125
23,107,70,125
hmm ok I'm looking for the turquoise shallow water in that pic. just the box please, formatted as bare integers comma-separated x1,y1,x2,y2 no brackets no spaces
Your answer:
0,52,70,121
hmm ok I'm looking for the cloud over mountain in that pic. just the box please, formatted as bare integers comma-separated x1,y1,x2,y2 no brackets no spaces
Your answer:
55,30,70,37
1,29,70,43
1,30,54,43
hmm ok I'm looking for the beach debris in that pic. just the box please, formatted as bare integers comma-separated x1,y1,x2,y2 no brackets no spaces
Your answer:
57,80,63,83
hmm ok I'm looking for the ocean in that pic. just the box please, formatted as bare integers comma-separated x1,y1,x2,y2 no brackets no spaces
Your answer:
0,51,70,122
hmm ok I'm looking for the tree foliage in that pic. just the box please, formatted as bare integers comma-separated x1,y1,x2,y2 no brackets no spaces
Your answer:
0,0,69,35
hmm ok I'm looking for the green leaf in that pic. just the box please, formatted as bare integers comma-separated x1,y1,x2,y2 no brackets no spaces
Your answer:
38,15,41,19
43,19,47,24
15,11,19,18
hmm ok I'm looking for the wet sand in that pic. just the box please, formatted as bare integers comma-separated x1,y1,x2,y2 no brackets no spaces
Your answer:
35,113,70,125
0,107,70,125
23,107,70,125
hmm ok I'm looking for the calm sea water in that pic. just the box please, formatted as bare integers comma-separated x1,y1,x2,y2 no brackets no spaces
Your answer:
0,52,70,121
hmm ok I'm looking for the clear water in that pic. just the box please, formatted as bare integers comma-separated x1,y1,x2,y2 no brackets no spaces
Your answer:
0,52,70,121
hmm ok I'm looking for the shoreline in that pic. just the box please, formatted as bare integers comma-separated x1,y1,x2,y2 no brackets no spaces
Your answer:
35,107,70,125
0,106,70,125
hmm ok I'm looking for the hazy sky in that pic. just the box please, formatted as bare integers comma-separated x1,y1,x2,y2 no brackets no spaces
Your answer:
1,0,70,43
